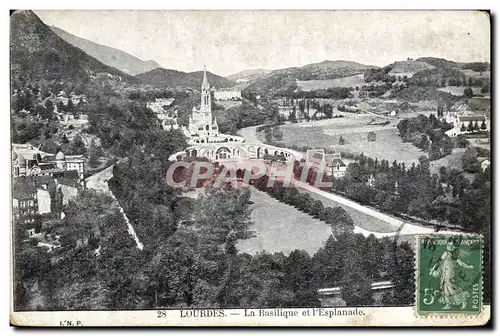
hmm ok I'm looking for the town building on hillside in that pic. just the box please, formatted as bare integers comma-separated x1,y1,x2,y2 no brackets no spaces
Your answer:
444,112,490,137
11,144,70,178
60,113,89,125
214,88,242,101
329,153,347,178
306,149,347,178
55,177,82,205
181,66,244,145
36,176,52,215
479,158,490,172
12,178,38,231
55,151,85,181
12,144,85,182
12,176,56,235
12,174,82,236
147,98,179,131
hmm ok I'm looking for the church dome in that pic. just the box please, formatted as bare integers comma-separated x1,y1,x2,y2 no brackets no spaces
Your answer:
55,151,66,161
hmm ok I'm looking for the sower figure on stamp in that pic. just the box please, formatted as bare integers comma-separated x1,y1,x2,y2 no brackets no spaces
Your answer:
429,240,474,310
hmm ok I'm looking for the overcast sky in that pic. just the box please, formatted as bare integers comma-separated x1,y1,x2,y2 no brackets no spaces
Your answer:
34,10,490,76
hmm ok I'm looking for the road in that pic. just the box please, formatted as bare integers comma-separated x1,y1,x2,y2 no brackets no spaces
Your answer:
86,161,144,250
238,125,304,161
238,125,262,144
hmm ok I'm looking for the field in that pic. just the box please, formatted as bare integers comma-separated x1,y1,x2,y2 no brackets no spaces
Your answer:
277,114,426,165
388,60,435,78
437,86,482,96
237,188,332,255
460,69,491,79
429,148,466,174
468,97,491,113
296,73,365,90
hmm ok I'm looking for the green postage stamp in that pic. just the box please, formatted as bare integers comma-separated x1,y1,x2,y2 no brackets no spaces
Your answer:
416,234,483,316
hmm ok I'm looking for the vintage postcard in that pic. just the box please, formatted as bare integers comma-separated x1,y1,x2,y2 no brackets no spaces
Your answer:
10,10,491,327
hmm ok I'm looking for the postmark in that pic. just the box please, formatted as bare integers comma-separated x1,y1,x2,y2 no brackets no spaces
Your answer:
415,234,483,316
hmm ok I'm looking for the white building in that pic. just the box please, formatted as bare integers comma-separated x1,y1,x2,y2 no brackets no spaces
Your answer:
480,158,491,172
306,149,347,178
214,88,242,101
444,112,490,137
60,113,89,125
55,151,85,180
147,98,179,131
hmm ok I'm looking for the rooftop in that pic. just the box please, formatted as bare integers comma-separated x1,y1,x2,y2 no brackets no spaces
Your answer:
459,115,486,122
329,158,346,167
12,177,37,200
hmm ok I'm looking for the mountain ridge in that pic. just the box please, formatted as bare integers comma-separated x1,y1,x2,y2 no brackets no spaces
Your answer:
10,10,136,84
50,25,162,75
136,68,236,88
242,59,377,95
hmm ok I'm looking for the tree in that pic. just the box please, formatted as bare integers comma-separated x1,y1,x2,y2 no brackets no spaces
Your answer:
309,200,324,218
340,236,373,306
56,100,65,113
88,139,101,168
480,120,487,130
289,106,298,123
192,188,256,306
42,100,55,120
418,134,430,150
481,83,490,94
77,98,86,111
69,135,87,155
321,207,355,235
467,120,474,133
34,105,46,118
455,135,469,148
67,99,75,114
264,127,273,143
463,87,474,98
390,243,415,305
473,121,479,131
273,127,283,141
283,250,320,307
462,147,481,173
367,131,376,142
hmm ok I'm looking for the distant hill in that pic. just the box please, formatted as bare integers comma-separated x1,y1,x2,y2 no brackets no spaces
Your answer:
416,57,490,72
136,68,236,89
390,86,461,107
387,60,435,77
226,69,272,84
416,57,459,69
10,10,136,85
50,26,162,76
243,60,377,95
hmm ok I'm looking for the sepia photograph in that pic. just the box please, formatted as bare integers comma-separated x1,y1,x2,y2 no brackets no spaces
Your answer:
9,9,491,326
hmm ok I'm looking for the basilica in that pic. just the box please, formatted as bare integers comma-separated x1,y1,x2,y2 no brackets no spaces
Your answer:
182,67,244,145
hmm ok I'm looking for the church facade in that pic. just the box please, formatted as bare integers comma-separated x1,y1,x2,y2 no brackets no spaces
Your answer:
183,67,244,145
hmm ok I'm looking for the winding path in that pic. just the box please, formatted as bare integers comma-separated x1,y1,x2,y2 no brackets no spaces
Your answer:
238,125,304,160
86,162,144,250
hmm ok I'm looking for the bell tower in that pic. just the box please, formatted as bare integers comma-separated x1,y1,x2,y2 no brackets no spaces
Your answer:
200,65,211,114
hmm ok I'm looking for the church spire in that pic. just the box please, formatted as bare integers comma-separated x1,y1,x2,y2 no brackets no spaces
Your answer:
202,65,210,90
